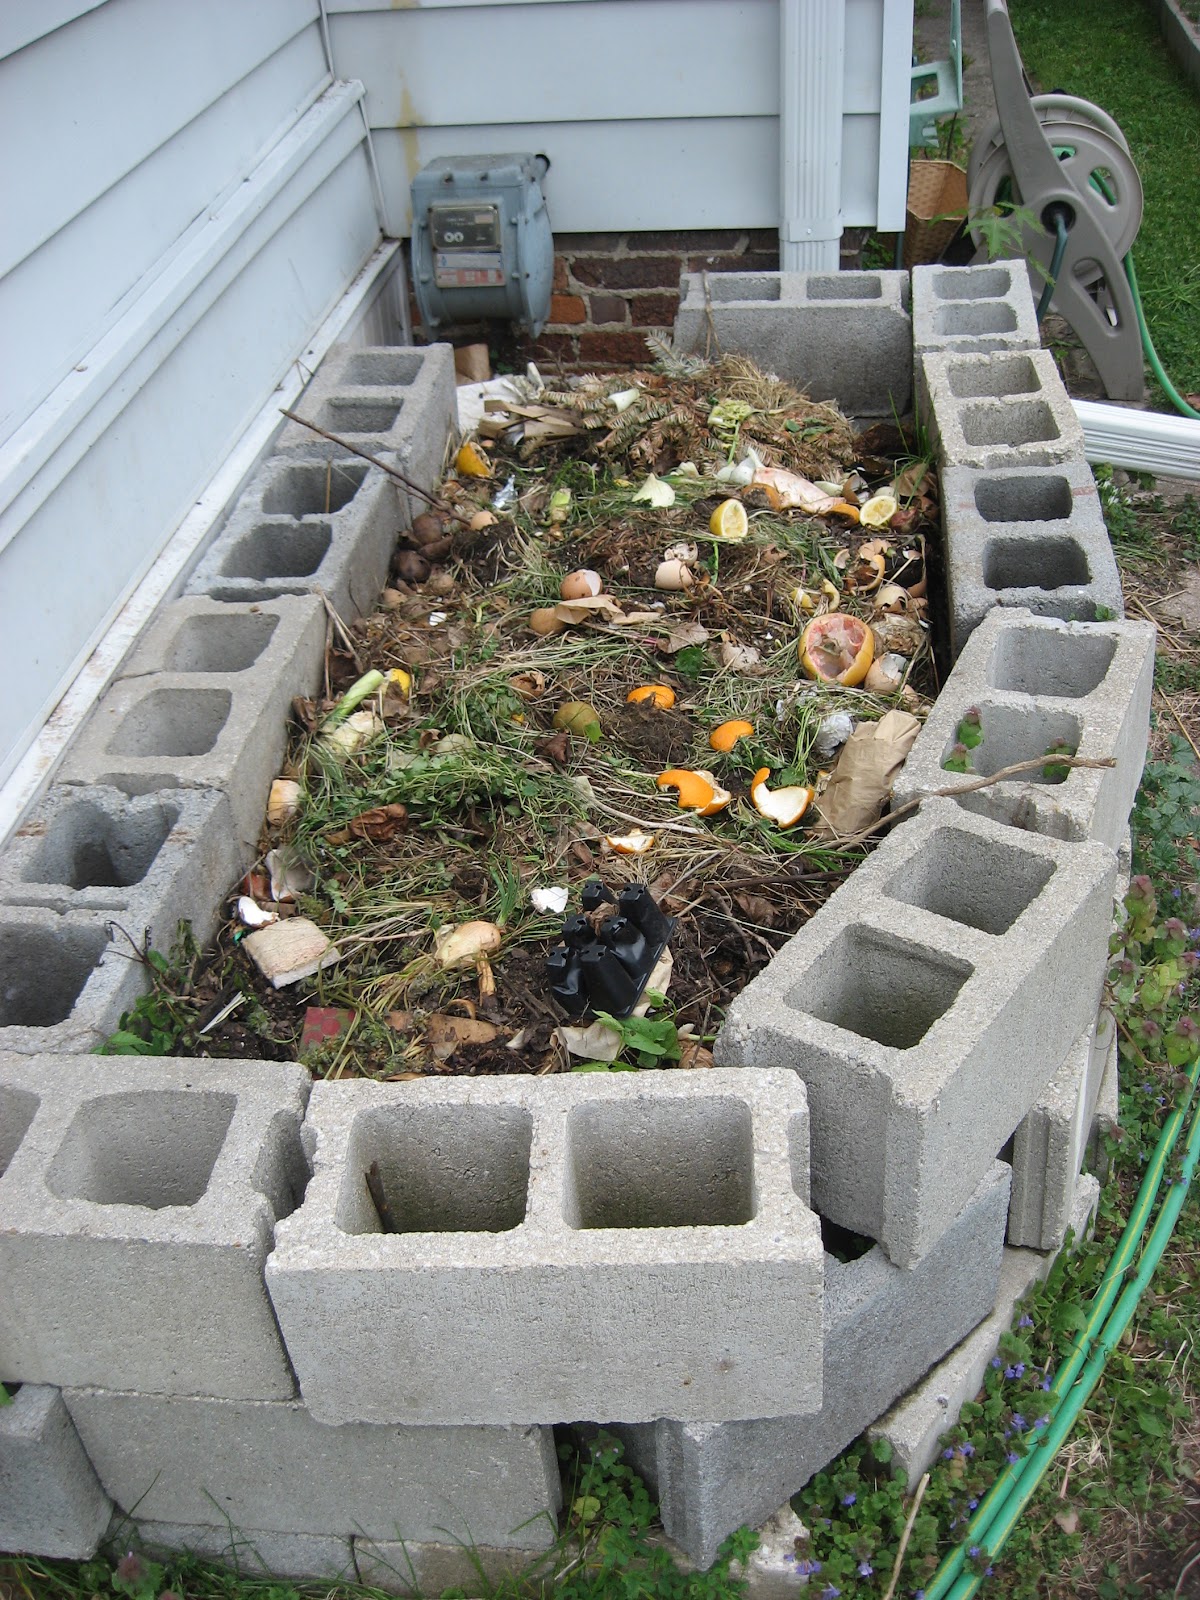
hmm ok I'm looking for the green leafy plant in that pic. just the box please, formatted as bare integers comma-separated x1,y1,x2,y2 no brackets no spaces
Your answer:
578,994,682,1070
100,922,206,1056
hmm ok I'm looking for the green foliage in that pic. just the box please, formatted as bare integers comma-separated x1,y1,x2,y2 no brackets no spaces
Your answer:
100,923,205,1056
1131,735,1200,884
591,995,682,1069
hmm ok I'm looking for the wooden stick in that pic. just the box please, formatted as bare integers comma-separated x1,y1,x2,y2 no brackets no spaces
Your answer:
315,589,363,674
1160,690,1200,765
882,1472,931,1600
279,408,464,518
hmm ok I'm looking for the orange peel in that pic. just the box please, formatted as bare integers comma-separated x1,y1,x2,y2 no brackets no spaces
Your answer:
708,719,754,753
799,613,875,687
750,768,815,829
604,829,657,855
656,767,731,816
627,684,676,709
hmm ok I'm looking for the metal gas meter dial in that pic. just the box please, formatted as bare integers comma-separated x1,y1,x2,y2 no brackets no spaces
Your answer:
411,153,553,337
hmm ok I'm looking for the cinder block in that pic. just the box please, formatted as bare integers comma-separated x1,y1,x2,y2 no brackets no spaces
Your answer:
0,1055,309,1399
0,908,147,1055
128,1522,356,1583
1085,1010,1120,1182
715,799,1115,1267
0,1385,112,1558
57,597,325,855
609,1163,1011,1568
891,610,1156,850
185,457,404,617
869,1174,1100,1487
274,343,457,513
940,460,1124,656
65,1390,560,1550
0,784,240,952
911,262,1040,374
671,270,912,416
920,348,1086,472
267,1069,823,1426
1007,1006,1111,1250
354,1539,541,1597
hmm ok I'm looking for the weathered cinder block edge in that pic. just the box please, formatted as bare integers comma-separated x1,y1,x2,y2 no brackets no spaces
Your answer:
0,907,150,1056
940,459,1124,657
0,1055,309,1400
892,610,1156,851
119,1521,357,1584
0,1385,113,1559
267,1069,823,1426
920,347,1087,472
870,1174,1100,1487
715,798,1115,1267
65,1389,560,1550
911,260,1041,382
672,269,912,416
608,1162,1010,1568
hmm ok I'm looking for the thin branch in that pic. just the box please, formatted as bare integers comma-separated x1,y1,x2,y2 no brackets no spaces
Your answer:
279,408,464,518
882,1472,930,1600
315,589,363,674
1160,690,1200,766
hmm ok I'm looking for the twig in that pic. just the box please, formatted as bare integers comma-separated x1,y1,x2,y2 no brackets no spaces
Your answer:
279,408,462,517
315,589,363,674
827,754,1117,848
1130,595,1188,652
882,1472,930,1600
1160,690,1200,765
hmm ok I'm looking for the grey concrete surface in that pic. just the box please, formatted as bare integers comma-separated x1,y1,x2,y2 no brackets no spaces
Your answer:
0,1385,112,1559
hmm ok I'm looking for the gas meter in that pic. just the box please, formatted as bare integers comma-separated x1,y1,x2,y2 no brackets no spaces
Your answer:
410,154,553,337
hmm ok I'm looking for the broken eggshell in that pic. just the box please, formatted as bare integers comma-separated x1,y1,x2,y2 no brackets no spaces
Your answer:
560,568,603,601
655,559,695,592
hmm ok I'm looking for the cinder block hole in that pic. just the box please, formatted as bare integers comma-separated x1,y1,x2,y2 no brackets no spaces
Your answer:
974,474,1073,523
932,266,1011,300
0,1086,39,1176
46,1090,236,1208
251,1112,310,1224
807,274,882,301
791,926,972,1049
106,688,231,759
163,612,279,674
338,1105,532,1235
0,923,109,1027
933,303,1019,337
947,353,1040,399
220,522,332,580
22,799,177,889
342,351,424,386
819,1214,876,1263
961,401,1058,448
565,1098,754,1230
884,826,1055,935
998,1134,1015,1163
708,276,780,303
983,536,1090,591
260,461,367,517
323,398,403,434
945,703,1084,784
989,628,1117,698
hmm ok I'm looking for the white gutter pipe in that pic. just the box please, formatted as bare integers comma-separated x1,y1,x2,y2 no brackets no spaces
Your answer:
1074,398,1200,481
779,0,844,271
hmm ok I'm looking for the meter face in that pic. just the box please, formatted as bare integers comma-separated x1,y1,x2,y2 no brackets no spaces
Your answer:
430,203,505,288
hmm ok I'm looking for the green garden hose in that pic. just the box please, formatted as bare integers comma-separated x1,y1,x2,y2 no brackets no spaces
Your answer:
1125,250,1200,420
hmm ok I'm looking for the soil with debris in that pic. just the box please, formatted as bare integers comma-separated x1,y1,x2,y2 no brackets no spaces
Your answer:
121,352,945,1079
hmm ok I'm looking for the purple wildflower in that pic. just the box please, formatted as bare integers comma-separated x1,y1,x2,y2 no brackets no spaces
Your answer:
943,1446,955,1459
1006,1451,1020,1465
841,1491,856,1506
1004,1362,1026,1380
1018,1314,1034,1328
960,1441,975,1456
1012,1413,1026,1431
858,1560,874,1578
968,1497,980,1511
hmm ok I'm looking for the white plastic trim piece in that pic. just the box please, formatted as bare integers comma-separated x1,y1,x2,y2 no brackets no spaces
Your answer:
778,0,844,271
0,238,404,849
1074,398,1200,481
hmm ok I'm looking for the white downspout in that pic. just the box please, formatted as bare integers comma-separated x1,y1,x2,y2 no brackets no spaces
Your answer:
779,0,845,272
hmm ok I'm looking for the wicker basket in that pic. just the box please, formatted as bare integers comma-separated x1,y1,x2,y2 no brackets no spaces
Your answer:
904,159,968,267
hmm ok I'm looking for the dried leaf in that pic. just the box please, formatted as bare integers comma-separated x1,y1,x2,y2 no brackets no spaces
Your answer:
732,891,778,926
426,1013,500,1060
719,641,762,672
658,620,711,654
348,803,409,842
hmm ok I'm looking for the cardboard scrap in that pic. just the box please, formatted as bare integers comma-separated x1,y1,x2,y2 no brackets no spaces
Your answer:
811,709,921,839
243,917,341,988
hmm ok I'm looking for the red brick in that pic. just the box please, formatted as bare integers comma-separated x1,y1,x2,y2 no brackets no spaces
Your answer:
578,331,653,366
627,291,680,327
527,331,578,365
746,229,781,251
588,293,629,326
549,293,586,325
553,256,570,292
572,256,685,290
630,229,743,253
686,250,780,274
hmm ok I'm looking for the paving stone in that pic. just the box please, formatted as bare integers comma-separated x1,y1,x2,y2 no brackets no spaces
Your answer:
672,270,912,415
940,459,1123,657
267,1069,823,1426
0,1385,112,1558
66,1390,560,1549
608,1163,1010,1567
0,1055,308,1399
891,610,1156,850
715,799,1115,1267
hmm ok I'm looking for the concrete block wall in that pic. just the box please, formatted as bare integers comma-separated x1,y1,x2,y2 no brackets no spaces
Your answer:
0,276,1143,1577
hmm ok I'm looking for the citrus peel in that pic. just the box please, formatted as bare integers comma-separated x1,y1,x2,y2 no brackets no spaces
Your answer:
799,613,875,686
709,719,755,753
656,768,731,816
627,684,676,709
750,768,815,829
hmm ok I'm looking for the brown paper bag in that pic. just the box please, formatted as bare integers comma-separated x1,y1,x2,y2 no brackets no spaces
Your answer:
811,710,921,840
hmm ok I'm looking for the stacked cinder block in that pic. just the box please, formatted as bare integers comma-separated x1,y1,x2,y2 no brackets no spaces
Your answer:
911,261,1040,371
672,270,913,416
892,610,1156,851
266,1070,824,1427
0,1385,112,1559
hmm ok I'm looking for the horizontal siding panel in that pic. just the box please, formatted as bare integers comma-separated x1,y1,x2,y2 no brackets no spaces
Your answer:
0,0,107,61
374,119,780,234
0,140,378,788
0,24,330,440
0,0,319,277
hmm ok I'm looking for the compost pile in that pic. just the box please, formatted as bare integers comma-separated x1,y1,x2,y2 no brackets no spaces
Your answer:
139,347,943,1078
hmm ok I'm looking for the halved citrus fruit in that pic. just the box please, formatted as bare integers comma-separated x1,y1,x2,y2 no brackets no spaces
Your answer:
709,499,749,541
799,614,875,686
627,684,676,709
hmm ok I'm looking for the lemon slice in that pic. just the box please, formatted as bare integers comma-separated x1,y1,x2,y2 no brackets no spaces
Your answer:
859,494,898,529
709,499,749,541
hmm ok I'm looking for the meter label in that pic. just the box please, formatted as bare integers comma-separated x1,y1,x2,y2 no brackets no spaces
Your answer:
434,253,505,288
430,203,505,285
